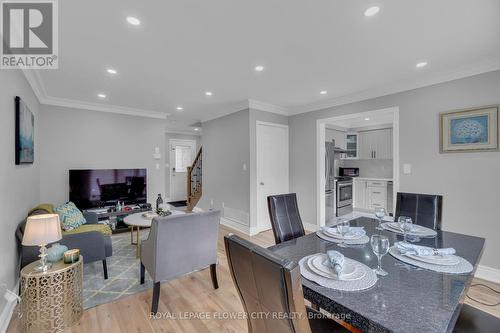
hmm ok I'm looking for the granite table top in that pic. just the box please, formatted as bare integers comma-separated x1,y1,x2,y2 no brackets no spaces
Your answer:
268,217,485,333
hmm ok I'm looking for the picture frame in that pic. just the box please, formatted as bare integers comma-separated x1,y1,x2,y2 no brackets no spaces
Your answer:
15,96,35,164
440,105,499,153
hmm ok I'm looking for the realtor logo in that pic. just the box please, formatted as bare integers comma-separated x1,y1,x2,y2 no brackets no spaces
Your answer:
1,0,58,69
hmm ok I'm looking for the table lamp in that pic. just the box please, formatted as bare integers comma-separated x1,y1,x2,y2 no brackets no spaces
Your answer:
22,214,62,272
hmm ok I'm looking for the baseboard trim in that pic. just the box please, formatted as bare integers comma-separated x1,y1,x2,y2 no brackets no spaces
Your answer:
220,217,251,235
475,265,500,284
0,280,19,333
303,222,319,232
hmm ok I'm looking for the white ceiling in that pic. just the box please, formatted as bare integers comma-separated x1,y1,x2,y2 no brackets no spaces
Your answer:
31,0,500,131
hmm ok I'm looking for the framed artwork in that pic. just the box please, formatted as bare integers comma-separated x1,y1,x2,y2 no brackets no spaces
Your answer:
15,96,35,164
440,105,499,153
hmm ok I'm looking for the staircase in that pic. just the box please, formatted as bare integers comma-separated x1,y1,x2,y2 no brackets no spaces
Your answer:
186,147,202,212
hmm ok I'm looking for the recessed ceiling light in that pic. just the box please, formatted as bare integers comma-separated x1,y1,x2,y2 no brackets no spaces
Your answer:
176,106,184,111
106,68,117,75
416,61,428,68
364,117,370,121
255,65,264,72
97,93,107,99
205,91,213,96
194,127,200,131
126,16,141,26
364,6,380,17
320,90,328,95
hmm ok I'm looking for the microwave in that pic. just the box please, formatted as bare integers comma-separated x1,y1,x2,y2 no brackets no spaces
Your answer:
339,167,359,177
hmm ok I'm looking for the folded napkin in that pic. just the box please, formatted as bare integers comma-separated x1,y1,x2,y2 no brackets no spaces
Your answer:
323,226,366,237
326,250,345,276
396,242,456,256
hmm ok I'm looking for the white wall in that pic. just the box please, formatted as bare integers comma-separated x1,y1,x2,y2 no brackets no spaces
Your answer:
0,70,40,293
39,105,167,205
289,70,500,270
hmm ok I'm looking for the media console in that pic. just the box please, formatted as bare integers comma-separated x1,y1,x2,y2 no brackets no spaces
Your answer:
86,206,152,234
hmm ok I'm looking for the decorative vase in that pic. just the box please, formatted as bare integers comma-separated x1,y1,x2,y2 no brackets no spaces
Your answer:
47,243,68,262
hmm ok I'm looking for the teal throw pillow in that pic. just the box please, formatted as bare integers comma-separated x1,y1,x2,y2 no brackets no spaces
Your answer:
54,201,86,231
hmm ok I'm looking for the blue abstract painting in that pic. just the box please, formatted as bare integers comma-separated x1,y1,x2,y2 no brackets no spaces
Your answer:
450,115,488,144
15,97,34,164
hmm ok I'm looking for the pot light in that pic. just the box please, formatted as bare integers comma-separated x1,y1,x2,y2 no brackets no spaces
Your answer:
106,68,117,75
364,117,370,121
416,61,428,68
126,16,141,26
194,127,200,131
320,90,328,95
255,65,264,72
205,91,213,96
364,6,380,17
97,93,107,99
176,106,184,111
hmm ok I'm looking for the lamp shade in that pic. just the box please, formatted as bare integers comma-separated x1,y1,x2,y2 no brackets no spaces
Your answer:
22,214,62,246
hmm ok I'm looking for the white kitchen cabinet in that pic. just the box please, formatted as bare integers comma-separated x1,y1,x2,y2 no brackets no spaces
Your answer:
344,133,358,159
368,186,387,210
354,179,390,211
353,179,367,209
358,128,392,160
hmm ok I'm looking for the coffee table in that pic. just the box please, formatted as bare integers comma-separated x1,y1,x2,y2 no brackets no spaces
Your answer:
124,210,184,258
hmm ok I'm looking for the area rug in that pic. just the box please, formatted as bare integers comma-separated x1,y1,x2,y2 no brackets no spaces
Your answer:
82,230,153,309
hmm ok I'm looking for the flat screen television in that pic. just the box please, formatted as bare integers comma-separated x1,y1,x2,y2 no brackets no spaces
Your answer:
69,168,147,209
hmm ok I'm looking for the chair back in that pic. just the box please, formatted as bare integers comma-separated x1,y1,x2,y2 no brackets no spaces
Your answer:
224,234,312,333
141,210,220,282
395,192,443,230
267,193,305,244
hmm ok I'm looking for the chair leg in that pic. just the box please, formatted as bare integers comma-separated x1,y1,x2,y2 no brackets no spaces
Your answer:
151,282,161,314
102,259,108,280
140,262,145,284
210,264,219,289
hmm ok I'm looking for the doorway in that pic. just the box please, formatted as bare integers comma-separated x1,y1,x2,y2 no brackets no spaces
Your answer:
169,139,197,202
256,121,289,231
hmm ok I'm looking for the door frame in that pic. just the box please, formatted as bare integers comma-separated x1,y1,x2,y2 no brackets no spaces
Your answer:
316,107,400,227
168,139,197,202
254,121,289,232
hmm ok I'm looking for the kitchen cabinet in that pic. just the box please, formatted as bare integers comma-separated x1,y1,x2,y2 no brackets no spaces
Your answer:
358,128,392,160
353,179,367,209
367,185,387,210
344,133,358,159
353,179,391,211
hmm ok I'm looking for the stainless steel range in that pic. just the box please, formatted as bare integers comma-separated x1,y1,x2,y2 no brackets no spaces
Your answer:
335,176,353,216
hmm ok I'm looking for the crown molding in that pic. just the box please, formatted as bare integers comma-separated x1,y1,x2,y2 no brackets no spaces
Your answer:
248,99,289,116
290,57,500,115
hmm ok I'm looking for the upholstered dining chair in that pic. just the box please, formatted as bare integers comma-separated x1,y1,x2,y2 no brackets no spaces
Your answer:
395,192,443,230
224,234,350,333
267,193,306,245
140,210,221,314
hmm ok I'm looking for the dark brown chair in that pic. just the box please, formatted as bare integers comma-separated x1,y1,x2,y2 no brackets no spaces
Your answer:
453,304,500,332
395,192,443,230
267,193,306,245
224,234,350,333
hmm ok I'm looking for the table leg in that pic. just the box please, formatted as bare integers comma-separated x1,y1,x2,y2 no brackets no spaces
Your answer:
136,226,141,259
130,226,134,244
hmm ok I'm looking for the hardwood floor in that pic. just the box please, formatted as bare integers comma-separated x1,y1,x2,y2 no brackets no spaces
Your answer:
7,225,500,332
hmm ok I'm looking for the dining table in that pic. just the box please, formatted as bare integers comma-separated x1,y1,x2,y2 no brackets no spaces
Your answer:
267,216,485,333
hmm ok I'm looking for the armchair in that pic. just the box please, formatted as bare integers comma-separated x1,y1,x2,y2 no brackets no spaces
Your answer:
140,210,221,314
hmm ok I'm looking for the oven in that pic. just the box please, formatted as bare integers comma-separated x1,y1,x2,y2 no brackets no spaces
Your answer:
335,177,353,216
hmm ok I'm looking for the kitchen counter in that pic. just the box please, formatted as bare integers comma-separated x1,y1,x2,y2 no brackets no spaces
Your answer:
353,177,393,182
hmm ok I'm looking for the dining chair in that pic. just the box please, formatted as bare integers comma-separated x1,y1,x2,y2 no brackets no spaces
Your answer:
224,234,350,333
395,192,443,230
453,304,500,332
140,210,221,314
267,193,306,245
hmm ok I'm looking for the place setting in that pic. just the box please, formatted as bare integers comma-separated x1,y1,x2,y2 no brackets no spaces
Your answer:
317,219,369,246
379,213,438,239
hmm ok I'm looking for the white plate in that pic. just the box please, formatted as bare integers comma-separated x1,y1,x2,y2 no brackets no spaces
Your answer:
405,253,460,266
307,255,366,281
322,227,364,239
386,222,431,235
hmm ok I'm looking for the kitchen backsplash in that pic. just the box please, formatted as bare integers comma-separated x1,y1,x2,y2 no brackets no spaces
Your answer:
340,159,393,179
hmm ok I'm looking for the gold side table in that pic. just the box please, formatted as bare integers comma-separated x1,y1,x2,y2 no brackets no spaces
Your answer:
20,256,83,333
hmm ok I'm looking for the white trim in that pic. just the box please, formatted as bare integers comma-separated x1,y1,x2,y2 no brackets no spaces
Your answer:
290,57,500,115
0,280,19,333
220,217,251,235
168,139,197,201
248,99,289,116
165,129,201,136
475,265,500,284
303,222,319,232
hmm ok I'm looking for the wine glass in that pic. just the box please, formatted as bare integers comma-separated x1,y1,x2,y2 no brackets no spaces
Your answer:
374,208,386,230
371,234,390,276
336,219,350,248
398,216,413,243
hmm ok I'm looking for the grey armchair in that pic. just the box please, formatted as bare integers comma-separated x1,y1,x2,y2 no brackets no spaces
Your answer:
140,210,221,314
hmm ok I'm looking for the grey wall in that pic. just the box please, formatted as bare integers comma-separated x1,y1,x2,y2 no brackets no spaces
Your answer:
164,132,201,199
341,159,393,179
39,105,167,205
290,70,500,269
0,70,40,294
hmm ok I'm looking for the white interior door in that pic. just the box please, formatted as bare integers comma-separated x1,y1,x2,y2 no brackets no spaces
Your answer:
169,139,197,201
256,122,289,231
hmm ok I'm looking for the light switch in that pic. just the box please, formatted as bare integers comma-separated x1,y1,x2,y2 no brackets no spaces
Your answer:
242,163,247,171
155,163,160,170
403,163,411,175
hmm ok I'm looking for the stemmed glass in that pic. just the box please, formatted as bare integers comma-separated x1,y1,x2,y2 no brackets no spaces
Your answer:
398,216,413,243
336,219,350,248
371,234,390,276
374,208,386,230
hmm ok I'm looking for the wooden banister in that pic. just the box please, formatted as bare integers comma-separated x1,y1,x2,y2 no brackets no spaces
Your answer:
187,147,202,212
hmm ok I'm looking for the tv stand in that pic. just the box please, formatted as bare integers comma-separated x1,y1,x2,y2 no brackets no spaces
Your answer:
86,206,152,234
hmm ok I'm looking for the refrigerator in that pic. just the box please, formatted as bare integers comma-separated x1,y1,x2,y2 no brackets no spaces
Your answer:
325,141,339,222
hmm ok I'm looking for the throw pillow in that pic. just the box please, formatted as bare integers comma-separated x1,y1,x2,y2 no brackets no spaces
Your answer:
54,202,86,231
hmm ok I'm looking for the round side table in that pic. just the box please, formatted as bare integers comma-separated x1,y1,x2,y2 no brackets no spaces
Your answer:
20,256,83,333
